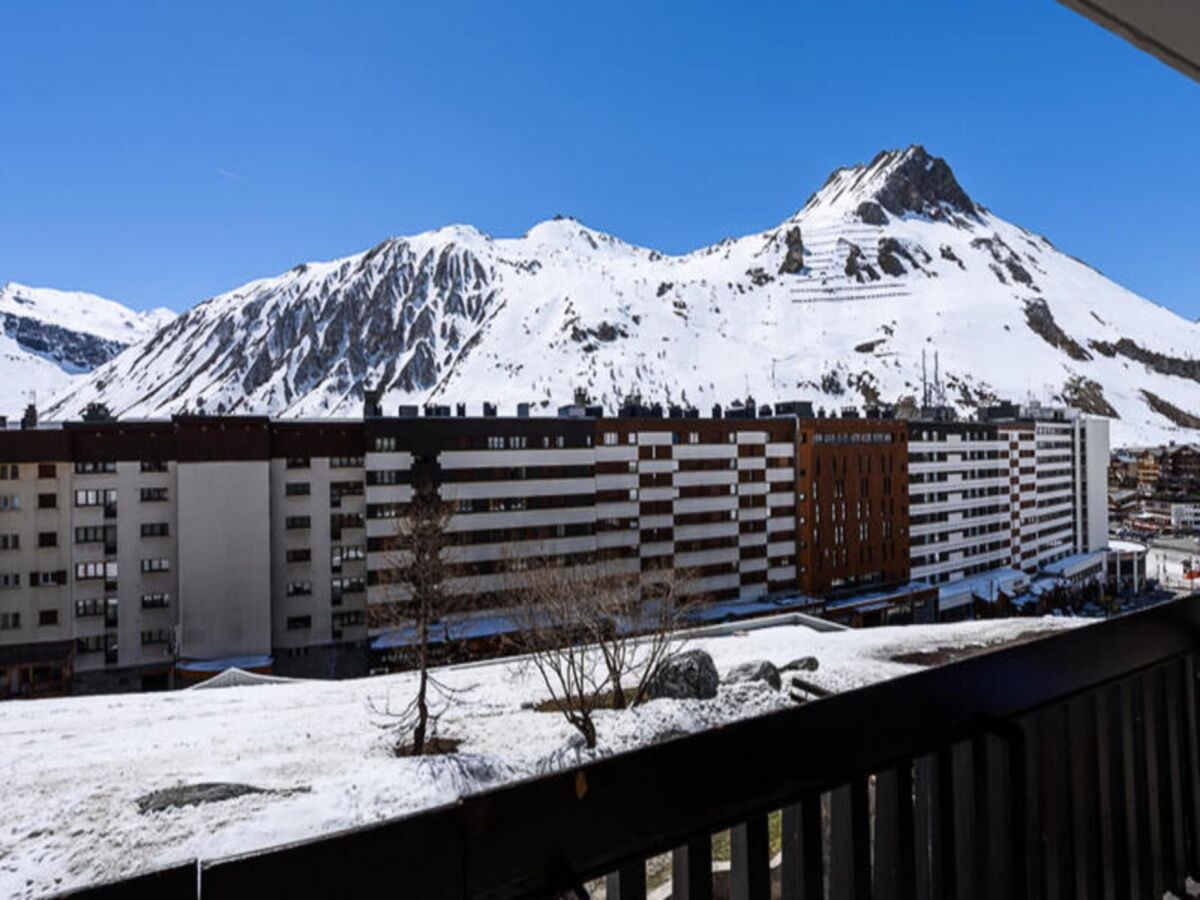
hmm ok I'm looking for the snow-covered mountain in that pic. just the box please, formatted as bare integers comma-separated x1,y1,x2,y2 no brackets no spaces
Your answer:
44,146,1200,446
0,283,173,418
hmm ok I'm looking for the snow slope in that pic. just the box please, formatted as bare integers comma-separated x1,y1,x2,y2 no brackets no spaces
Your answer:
43,147,1200,446
0,616,1081,898
0,282,173,417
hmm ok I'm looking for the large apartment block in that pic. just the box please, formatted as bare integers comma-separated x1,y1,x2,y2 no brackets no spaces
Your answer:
0,400,1107,698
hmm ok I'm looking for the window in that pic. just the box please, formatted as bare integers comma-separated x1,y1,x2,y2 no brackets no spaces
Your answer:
140,630,171,645
603,432,618,446
286,548,311,563
0,534,18,550
30,570,66,587
486,436,504,449
38,493,57,509
140,487,168,502
75,461,116,475
141,558,170,573
286,457,311,469
39,610,58,627
0,572,21,589
1,494,21,511
373,437,396,452
75,598,104,617
75,488,116,507
75,561,116,580
285,482,311,497
330,456,364,468
285,515,311,530
286,580,313,596
140,460,169,473
366,469,403,485
0,464,19,479
0,612,19,630
75,525,114,544
286,615,312,630
76,634,108,653
141,593,170,609
38,531,57,548
38,464,56,479
141,523,169,538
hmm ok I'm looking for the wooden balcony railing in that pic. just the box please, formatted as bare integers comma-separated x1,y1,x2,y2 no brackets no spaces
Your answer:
57,596,1200,899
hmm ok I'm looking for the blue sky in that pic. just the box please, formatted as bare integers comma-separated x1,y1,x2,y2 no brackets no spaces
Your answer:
1,1,1197,317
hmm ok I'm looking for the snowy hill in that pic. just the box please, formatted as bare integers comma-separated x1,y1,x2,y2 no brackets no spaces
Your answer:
44,146,1200,446
0,282,173,417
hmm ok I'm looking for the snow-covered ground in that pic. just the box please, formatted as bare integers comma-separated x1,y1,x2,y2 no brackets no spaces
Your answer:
0,616,1083,898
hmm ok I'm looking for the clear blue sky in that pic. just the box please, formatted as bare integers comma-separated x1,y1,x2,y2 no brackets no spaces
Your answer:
1,0,1197,318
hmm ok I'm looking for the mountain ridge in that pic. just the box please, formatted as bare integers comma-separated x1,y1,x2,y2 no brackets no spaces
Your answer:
37,146,1200,447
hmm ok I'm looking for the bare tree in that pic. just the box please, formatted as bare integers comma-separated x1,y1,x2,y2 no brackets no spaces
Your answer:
509,556,691,749
368,488,457,756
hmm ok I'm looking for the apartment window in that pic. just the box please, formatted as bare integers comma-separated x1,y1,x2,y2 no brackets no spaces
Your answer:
38,610,58,627
330,456,364,468
38,493,57,509
332,610,365,628
141,523,170,538
286,548,312,563
74,525,111,544
0,572,21,589
75,598,103,617
75,561,115,580
366,469,403,486
688,432,700,444
285,515,311,530
140,460,169,473
603,432,618,446
140,487,169,502
286,615,312,630
286,457,311,469
507,436,526,449
76,635,108,653
486,436,504,449
30,570,66,587
141,592,170,609
38,464,56,479
0,612,19,630
0,494,21,511
373,437,396,452
334,546,365,564
286,580,313,596
75,489,116,507
0,534,18,550
75,461,117,475
0,464,19,479
37,531,57,548
141,558,171,573
285,482,311,497
140,629,171,645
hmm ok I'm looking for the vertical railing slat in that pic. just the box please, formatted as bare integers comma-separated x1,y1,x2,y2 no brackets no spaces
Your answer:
828,778,870,900
781,797,823,900
1182,655,1200,876
1164,660,1188,893
729,815,770,900
1142,671,1166,898
606,861,646,900
1067,695,1101,897
873,763,916,900
1094,686,1121,900
672,837,712,900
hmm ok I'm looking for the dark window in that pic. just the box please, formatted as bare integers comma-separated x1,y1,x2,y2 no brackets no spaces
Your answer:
140,460,169,473
285,482,311,497
39,609,58,626
285,516,311,530
38,464,56,479
286,548,312,563
38,493,57,509
141,523,170,538
286,457,311,470
286,615,312,630
38,532,57,548
140,487,169,502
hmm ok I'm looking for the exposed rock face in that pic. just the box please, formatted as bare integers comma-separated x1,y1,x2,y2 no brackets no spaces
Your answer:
1023,299,1092,362
645,649,719,701
780,656,820,673
1141,390,1200,429
844,242,880,283
972,235,1035,288
855,201,888,226
871,146,976,218
1059,376,1118,418
2,313,129,371
1090,338,1200,385
877,237,918,277
778,226,805,275
724,660,782,691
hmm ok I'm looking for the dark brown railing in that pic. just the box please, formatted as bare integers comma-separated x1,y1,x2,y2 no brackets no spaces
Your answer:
57,596,1200,899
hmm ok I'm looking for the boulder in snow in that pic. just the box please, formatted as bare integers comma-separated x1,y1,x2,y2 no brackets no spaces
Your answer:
724,660,782,691
645,649,719,701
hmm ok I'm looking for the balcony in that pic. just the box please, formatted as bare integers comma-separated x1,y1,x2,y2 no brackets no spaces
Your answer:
63,598,1200,898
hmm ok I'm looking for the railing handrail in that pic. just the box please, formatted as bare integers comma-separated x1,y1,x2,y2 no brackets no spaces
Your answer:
56,597,1200,899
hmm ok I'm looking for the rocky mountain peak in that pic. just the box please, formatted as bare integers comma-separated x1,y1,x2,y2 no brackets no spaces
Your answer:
803,145,976,224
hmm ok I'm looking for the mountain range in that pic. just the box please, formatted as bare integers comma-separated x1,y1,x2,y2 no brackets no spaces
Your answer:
12,146,1200,447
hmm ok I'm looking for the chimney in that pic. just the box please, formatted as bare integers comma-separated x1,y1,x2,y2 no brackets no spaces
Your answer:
20,403,38,430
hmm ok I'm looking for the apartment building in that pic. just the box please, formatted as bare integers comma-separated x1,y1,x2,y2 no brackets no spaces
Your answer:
906,417,1011,586
0,400,1108,697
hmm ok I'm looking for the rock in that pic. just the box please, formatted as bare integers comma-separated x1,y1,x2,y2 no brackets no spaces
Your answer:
855,201,888,226
777,226,805,275
877,237,917,277
725,661,782,691
136,782,309,814
780,656,820,673
645,649,719,701
871,146,977,218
